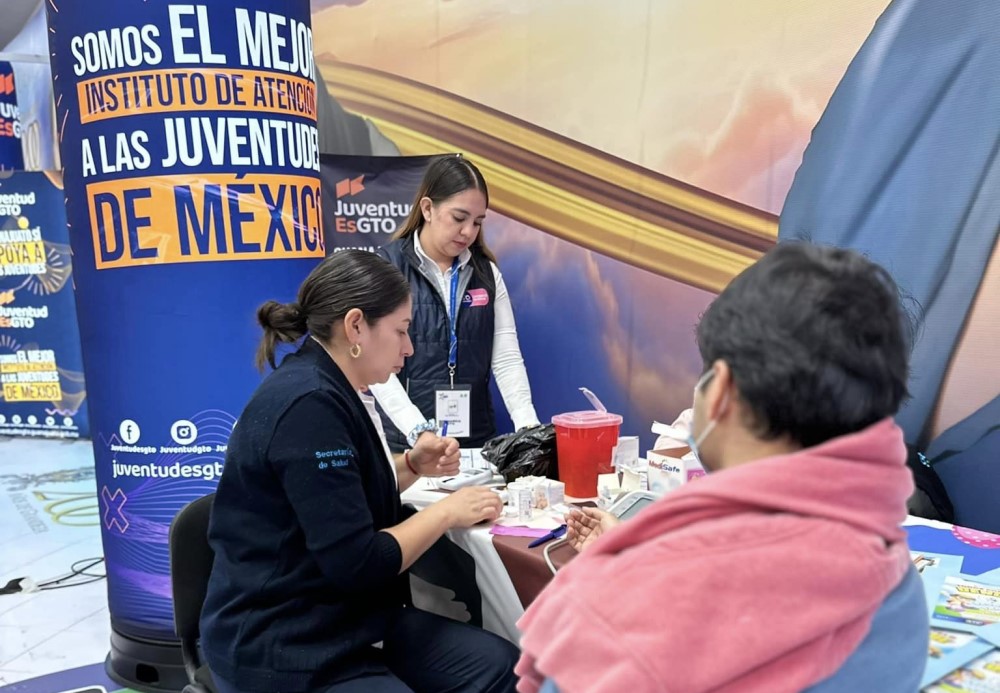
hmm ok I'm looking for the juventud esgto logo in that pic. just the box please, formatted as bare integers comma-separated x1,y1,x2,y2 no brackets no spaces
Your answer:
332,173,413,235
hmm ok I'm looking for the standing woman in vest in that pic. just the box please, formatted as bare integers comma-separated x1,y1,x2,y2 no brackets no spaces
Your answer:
201,251,519,693
372,155,540,451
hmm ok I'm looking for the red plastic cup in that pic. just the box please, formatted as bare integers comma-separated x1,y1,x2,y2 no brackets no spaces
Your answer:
551,411,623,498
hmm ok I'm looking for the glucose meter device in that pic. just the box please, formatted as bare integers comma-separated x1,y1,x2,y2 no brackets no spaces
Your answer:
432,468,494,491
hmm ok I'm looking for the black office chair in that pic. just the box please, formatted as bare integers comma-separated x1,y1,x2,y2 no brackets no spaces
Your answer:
169,493,218,693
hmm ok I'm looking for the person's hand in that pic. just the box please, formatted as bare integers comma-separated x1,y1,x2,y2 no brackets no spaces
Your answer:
565,507,621,553
411,431,461,476
439,486,503,528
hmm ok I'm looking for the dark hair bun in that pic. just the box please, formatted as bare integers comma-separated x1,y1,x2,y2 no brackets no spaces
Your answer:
257,300,307,343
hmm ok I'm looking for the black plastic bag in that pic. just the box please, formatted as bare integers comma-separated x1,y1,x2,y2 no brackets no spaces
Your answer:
481,424,558,483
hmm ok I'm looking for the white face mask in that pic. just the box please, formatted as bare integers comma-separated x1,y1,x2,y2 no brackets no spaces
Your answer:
687,369,720,467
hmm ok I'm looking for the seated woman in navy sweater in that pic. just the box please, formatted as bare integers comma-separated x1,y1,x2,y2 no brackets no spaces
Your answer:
201,250,519,693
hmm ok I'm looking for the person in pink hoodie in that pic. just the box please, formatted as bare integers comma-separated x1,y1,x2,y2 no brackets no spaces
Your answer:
516,243,929,693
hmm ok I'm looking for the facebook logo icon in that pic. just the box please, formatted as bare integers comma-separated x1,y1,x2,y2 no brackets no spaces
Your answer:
119,419,141,444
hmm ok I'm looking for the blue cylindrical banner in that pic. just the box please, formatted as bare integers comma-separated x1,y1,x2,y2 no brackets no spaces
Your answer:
0,171,89,438
46,0,322,640
0,61,25,171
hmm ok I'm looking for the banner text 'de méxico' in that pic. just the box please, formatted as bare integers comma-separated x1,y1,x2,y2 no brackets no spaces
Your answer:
0,349,62,402
87,173,323,269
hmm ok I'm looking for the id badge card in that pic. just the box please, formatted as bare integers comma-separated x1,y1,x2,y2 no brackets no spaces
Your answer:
435,384,471,438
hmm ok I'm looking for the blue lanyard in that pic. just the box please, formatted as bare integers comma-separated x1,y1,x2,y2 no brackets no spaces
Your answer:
447,257,460,386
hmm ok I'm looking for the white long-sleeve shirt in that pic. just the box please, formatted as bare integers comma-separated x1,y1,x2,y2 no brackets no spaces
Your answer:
370,234,540,440
359,390,398,487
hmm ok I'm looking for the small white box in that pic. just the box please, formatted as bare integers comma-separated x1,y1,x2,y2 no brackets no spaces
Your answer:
612,436,640,471
532,479,565,509
646,446,689,493
620,461,646,492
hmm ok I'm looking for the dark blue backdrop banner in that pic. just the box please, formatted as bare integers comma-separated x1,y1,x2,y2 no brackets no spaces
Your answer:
320,153,433,253
46,0,321,640
0,171,88,439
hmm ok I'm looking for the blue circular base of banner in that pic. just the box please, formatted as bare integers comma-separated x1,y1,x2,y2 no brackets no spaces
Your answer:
0,662,136,693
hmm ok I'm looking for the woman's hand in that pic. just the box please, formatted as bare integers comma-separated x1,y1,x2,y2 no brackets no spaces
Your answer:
439,486,503,528
410,431,461,476
384,486,502,572
566,507,621,553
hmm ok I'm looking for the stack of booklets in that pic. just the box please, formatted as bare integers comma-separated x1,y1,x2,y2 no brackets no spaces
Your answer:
916,551,1000,691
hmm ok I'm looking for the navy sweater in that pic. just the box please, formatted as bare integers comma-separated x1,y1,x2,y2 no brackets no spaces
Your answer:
200,339,408,692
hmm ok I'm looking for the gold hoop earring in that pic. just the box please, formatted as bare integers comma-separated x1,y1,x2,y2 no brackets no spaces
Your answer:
350,344,362,359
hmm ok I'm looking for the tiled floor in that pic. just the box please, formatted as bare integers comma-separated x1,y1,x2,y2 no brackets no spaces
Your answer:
0,437,110,685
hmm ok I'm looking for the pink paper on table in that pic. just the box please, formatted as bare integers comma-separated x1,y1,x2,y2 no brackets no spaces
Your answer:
490,525,551,538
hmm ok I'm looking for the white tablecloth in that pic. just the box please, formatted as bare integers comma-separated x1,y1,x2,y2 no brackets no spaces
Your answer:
402,478,526,644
